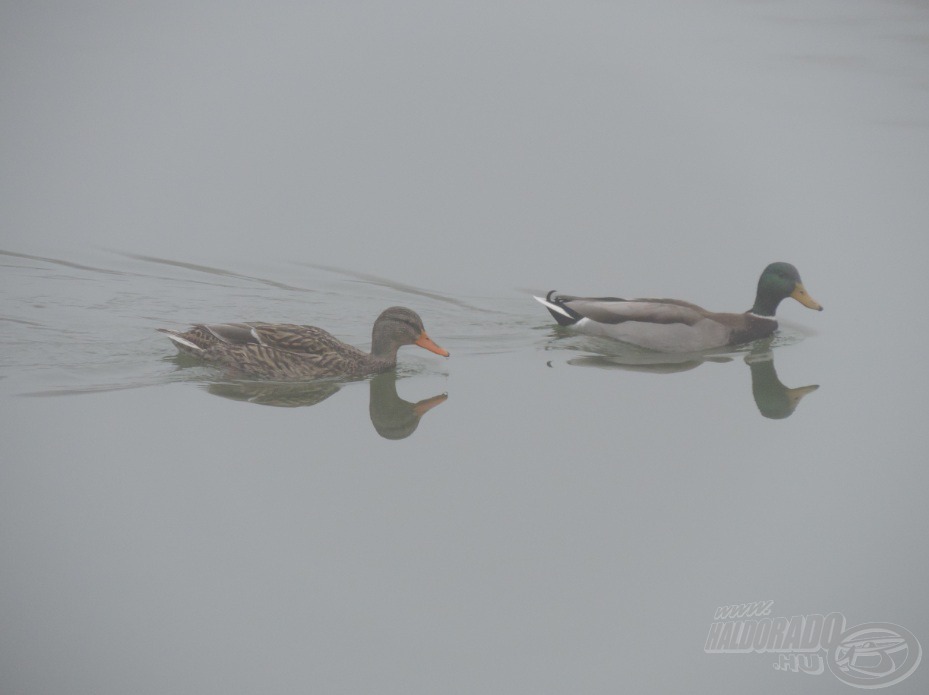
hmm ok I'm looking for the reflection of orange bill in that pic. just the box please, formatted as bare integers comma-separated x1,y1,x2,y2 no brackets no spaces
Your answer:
415,331,450,357
412,393,448,418
791,283,823,311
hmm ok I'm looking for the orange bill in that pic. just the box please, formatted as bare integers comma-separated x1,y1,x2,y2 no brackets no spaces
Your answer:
414,331,450,357
790,283,823,311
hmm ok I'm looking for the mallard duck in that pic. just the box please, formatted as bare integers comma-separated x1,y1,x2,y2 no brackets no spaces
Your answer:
535,262,822,352
159,306,449,379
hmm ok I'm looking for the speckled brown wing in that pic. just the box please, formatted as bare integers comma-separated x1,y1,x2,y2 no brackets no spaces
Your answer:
242,323,367,358
202,323,372,379
161,321,383,379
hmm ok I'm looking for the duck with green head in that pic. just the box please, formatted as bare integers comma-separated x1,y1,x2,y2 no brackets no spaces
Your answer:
535,262,822,353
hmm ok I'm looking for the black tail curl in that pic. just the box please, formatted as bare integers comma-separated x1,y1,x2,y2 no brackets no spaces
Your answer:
543,290,583,327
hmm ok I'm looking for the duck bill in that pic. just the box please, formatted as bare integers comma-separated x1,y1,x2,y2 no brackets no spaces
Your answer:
414,331,450,357
791,283,823,311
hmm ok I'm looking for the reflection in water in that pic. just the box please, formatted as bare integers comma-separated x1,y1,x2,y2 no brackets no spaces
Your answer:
552,339,819,420
206,380,343,408
564,354,732,373
368,373,447,440
203,371,446,439
745,347,818,420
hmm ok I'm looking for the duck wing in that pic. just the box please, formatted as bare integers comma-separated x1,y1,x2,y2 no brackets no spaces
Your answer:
204,322,365,357
536,293,709,326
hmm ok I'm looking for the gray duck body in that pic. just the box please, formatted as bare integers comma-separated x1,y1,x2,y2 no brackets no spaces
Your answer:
535,263,823,353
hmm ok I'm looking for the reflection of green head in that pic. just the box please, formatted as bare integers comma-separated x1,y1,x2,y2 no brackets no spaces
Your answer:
752,262,823,317
747,351,819,419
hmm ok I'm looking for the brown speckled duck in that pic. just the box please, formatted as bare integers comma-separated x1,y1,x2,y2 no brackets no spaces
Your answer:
535,262,822,353
159,306,449,380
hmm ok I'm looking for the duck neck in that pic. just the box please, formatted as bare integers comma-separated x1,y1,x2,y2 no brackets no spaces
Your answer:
370,333,400,364
750,293,782,318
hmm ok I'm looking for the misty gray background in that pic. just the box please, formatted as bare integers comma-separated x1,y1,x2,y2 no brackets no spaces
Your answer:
2,1,928,694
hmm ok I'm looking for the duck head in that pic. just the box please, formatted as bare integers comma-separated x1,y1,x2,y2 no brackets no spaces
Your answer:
751,262,823,317
371,306,450,360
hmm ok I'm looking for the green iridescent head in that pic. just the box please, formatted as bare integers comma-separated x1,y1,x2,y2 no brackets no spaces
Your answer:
751,262,823,317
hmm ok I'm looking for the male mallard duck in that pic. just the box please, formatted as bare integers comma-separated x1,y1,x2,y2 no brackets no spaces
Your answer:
535,262,822,352
159,306,449,380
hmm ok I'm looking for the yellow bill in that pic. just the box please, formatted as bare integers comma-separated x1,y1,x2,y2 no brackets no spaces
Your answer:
791,283,823,311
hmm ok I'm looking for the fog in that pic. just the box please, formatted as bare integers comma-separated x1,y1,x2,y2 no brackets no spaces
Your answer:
2,2,928,694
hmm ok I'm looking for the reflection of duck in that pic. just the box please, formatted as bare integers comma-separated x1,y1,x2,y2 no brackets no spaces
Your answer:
160,307,449,380
206,380,342,407
369,372,447,440
548,339,819,420
200,373,447,439
745,346,818,419
564,352,732,374
535,262,822,352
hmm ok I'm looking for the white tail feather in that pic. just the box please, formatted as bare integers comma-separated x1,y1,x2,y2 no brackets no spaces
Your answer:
533,295,573,319
165,333,203,351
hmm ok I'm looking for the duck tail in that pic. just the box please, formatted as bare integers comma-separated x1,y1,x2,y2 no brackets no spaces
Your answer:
157,328,204,353
533,291,582,327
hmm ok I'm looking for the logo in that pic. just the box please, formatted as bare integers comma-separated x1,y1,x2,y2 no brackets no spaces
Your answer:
830,623,922,689
705,602,922,689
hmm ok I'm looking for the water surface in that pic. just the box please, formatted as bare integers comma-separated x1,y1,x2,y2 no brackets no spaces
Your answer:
2,1,928,694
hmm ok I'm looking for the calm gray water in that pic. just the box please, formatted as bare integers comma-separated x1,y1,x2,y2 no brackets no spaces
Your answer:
2,1,929,694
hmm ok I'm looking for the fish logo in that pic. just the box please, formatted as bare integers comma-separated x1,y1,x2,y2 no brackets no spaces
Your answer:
828,623,922,689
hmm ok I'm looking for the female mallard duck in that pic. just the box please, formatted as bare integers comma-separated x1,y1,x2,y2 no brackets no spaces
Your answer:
159,306,449,380
535,262,822,353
